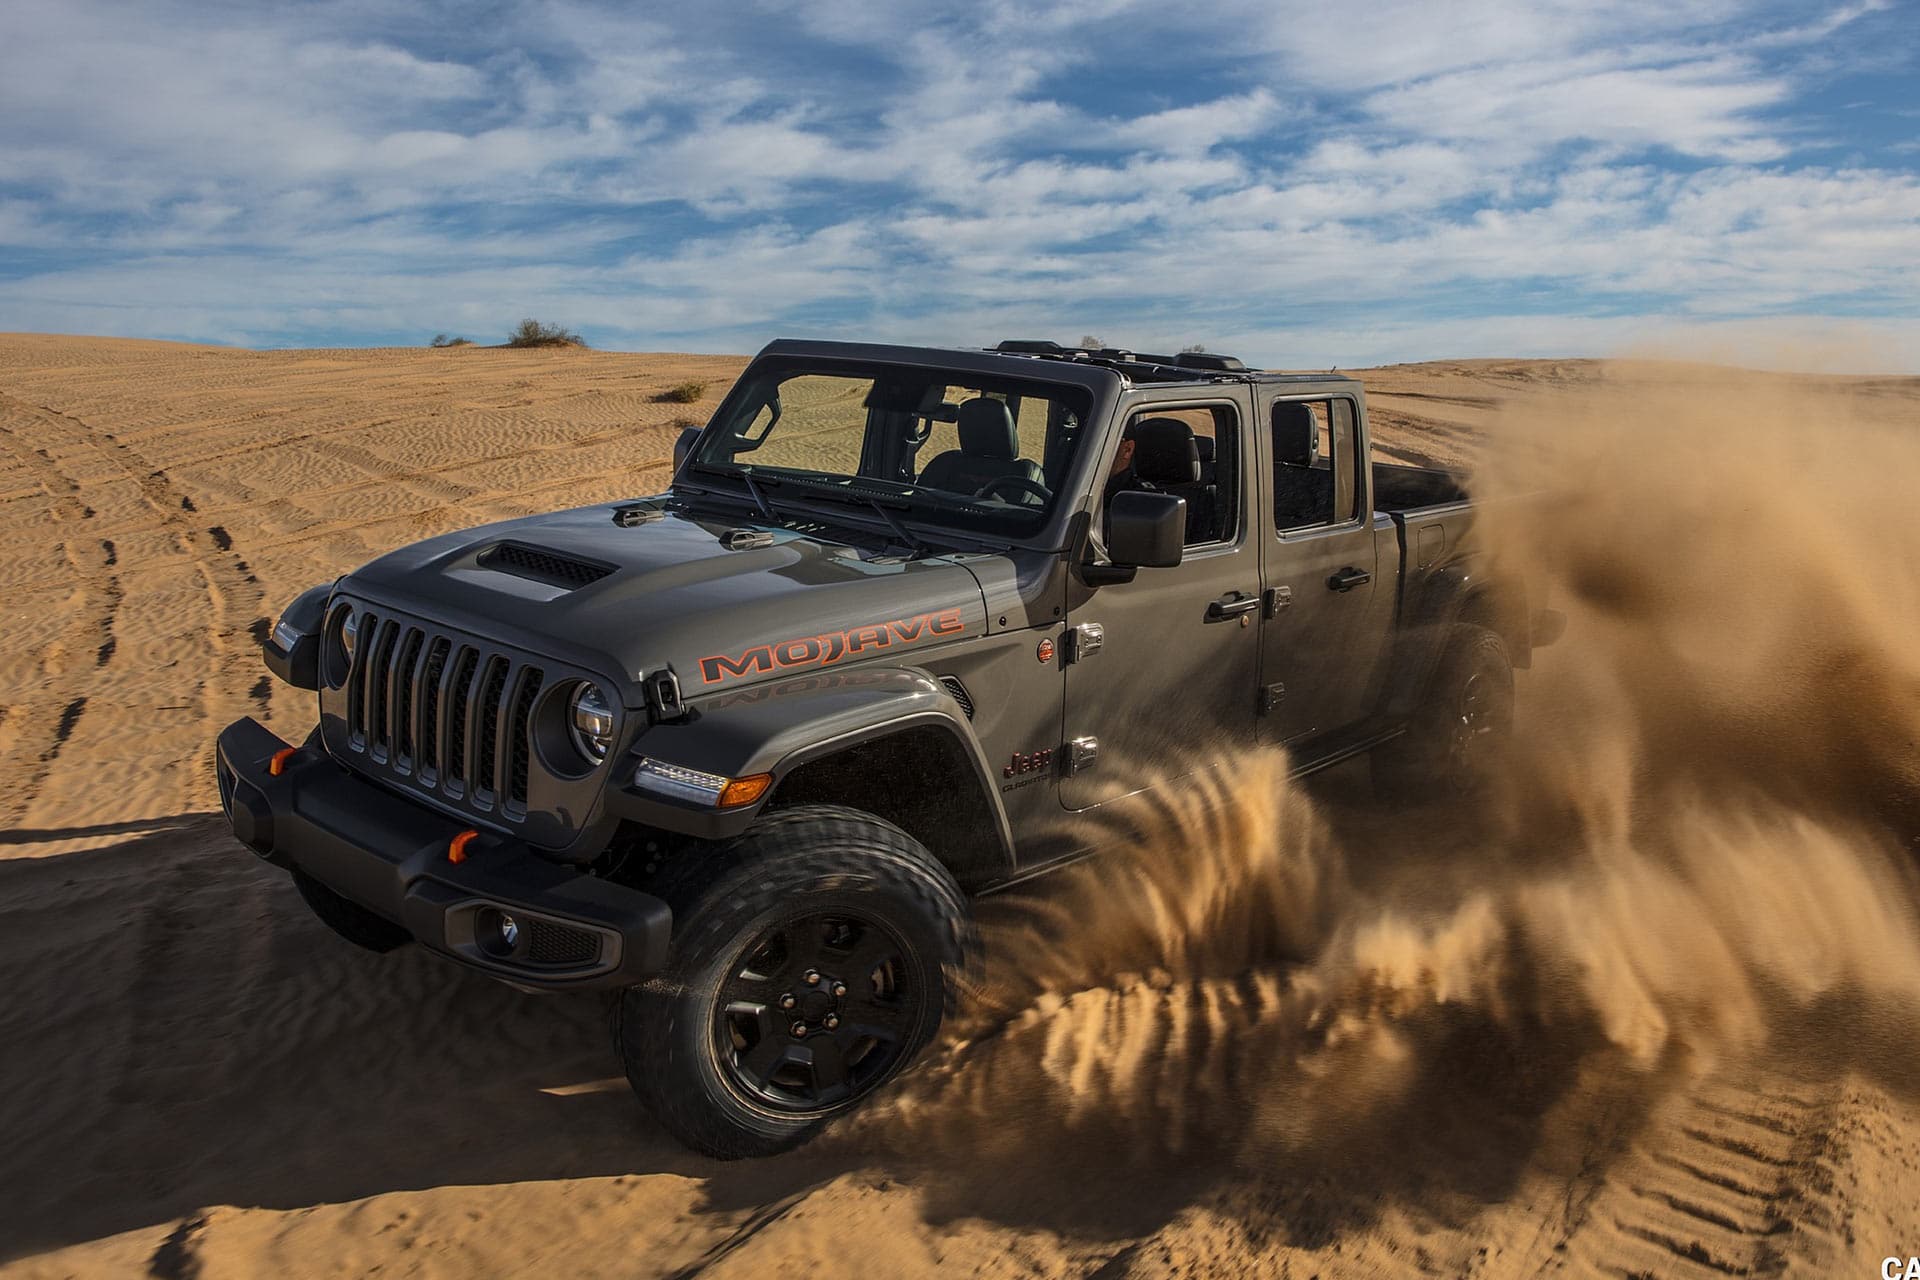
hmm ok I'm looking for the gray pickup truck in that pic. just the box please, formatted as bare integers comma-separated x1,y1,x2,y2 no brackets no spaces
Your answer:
217,338,1557,1157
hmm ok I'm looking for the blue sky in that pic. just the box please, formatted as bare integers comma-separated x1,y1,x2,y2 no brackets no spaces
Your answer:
1,0,1916,368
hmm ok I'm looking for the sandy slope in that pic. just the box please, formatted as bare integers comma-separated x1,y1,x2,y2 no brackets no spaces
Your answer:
2,336,1918,1278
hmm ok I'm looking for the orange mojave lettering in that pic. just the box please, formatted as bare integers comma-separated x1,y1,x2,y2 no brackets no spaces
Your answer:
698,608,967,684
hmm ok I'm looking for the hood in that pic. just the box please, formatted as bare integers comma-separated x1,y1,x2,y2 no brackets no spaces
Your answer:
341,499,990,703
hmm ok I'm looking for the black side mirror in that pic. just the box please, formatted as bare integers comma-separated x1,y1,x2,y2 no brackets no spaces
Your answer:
1273,403,1319,468
1107,490,1186,568
673,424,700,473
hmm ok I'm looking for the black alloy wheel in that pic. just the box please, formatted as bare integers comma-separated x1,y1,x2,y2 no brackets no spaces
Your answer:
616,804,971,1158
713,910,922,1113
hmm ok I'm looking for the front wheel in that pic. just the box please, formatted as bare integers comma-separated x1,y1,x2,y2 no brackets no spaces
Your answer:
1373,623,1514,802
616,805,971,1158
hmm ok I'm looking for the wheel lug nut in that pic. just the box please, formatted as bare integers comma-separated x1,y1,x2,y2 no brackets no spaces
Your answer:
824,1014,839,1030
804,970,821,986
831,982,848,998
790,1021,808,1038
778,993,796,1010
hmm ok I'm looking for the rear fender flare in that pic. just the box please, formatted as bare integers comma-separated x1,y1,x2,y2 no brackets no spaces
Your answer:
1382,562,1529,722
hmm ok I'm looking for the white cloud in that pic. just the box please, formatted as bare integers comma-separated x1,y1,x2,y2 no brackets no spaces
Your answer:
0,0,1912,366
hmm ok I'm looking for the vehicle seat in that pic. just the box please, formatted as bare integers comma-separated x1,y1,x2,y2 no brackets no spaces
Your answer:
1272,401,1334,528
1130,417,1217,543
1193,435,1217,486
917,398,1044,500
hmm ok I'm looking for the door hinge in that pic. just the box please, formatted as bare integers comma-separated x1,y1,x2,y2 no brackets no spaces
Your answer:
1260,683,1285,714
1065,735,1100,776
1065,621,1105,664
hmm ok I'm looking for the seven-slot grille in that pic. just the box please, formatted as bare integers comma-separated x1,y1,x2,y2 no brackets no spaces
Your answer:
345,609,546,817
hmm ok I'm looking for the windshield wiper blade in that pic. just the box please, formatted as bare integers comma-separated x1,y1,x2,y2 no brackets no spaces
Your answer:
855,496,932,558
733,468,779,523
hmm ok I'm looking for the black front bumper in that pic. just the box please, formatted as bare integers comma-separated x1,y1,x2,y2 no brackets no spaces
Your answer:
216,717,671,990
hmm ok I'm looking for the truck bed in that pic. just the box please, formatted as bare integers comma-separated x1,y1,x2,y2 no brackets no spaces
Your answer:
1373,461,1468,512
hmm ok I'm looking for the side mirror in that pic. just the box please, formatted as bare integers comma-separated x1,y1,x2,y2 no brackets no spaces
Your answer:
673,424,700,473
1106,490,1186,568
1273,403,1319,468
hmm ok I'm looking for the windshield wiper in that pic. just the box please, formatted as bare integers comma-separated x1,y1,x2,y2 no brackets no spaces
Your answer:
735,468,779,523
854,495,932,558
687,463,780,523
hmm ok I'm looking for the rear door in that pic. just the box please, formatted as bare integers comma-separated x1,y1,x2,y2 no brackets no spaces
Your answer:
1258,394,1390,745
1059,394,1262,810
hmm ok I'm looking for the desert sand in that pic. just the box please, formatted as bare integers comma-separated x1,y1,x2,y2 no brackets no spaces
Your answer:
3,335,1919,1278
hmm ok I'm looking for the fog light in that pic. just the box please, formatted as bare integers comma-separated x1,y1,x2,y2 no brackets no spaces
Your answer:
476,907,522,958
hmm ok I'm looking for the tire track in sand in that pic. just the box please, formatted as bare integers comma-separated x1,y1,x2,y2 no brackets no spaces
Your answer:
0,406,122,820
0,391,267,819
1548,1077,1852,1278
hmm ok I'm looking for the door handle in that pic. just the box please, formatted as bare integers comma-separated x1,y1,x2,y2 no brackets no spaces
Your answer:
1207,593,1261,621
1327,567,1372,592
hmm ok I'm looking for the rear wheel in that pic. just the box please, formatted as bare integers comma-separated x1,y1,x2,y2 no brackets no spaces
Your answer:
617,805,970,1159
1373,623,1514,802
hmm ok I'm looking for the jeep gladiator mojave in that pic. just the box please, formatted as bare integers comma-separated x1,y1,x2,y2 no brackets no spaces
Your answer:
218,338,1559,1157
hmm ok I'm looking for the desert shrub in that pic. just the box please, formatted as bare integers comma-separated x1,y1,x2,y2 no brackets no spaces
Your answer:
655,380,708,404
505,318,586,348
430,334,473,348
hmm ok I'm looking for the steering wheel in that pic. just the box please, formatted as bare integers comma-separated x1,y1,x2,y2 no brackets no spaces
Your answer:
972,475,1052,505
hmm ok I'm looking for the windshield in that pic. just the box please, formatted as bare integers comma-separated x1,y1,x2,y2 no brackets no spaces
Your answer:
687,359,1094,541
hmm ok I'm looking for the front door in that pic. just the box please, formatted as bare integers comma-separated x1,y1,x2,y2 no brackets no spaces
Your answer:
1260,395,1387,745
1060,397,1262,810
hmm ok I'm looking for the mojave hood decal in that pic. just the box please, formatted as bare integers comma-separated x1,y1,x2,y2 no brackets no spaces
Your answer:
699,608,967,684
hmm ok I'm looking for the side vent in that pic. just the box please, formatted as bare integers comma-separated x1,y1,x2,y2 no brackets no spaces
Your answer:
478,542,615,589
938,675,974,719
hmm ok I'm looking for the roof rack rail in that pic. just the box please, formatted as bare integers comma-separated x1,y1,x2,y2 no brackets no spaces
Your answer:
1172,351,1245,371
989,339,1259,382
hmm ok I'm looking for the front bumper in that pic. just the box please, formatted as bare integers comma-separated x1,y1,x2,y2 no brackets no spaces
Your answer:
216,717,671,990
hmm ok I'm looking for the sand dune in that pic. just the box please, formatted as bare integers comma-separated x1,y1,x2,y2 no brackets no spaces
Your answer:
2,336,1918,1277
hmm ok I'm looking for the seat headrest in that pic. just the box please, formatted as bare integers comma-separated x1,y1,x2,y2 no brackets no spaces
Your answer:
956,398,1018,460
1130,416,1201,485
1272,401,1320,468
1193,436,1215,463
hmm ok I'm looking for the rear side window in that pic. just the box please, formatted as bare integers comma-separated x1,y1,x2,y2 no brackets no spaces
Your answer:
1272,397,1361,532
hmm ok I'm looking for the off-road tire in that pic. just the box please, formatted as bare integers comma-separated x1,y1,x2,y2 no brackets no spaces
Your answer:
292,869,413,953
1372,623,1514,803
616,804,971,1159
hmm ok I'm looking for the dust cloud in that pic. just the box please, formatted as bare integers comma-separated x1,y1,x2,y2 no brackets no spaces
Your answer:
853,361,1920,1207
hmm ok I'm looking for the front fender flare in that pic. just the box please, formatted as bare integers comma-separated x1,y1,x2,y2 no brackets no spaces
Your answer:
604,666,1013,860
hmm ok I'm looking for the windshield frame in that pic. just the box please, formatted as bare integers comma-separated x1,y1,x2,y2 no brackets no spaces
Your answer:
677,350,1125,552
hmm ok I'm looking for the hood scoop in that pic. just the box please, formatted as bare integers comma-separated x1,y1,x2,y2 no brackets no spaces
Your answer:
477,541,616,590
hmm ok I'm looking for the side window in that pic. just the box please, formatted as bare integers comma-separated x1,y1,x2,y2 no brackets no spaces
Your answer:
1272,400,1335,531
1112,404,1239,547
1331,398,1360,521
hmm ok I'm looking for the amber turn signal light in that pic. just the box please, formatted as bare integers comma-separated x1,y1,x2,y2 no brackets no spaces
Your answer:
448,829,480,864
717,773,773,809
268,747,299,777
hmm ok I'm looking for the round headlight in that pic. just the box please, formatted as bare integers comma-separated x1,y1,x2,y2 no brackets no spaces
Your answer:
323,603,359,688
569,683,615,763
